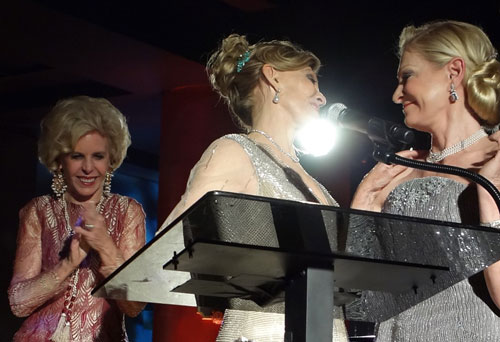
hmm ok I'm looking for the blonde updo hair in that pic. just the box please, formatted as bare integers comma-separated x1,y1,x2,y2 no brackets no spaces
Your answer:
38,95,131,172
397,20,500,126
207,33,321,130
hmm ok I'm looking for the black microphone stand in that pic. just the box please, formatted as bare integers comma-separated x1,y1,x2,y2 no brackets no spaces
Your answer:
371,142,500,212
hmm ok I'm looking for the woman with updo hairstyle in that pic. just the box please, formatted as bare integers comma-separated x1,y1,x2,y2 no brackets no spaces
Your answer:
159,34,348,341
350,20,500,341
207,33,321,131
9,95,146,341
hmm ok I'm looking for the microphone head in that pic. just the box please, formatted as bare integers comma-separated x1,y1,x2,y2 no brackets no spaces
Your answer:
326,103,347,122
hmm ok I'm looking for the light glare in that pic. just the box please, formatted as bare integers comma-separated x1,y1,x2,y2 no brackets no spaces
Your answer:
296,119,337,156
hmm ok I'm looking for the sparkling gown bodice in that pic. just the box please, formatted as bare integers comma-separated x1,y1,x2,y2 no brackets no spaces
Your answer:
377,176,500,342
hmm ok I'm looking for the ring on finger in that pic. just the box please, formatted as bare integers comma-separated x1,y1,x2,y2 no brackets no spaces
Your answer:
84,223,95,229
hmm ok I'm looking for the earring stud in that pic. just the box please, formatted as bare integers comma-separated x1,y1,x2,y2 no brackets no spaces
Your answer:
272,89,281,104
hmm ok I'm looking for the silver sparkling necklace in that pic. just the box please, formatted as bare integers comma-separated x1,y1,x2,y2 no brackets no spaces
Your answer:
426,128,487,163
250,129,300,163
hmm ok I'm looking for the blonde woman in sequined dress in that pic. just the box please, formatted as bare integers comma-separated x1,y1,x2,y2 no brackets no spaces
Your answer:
350,20,500,342
8,96,146,341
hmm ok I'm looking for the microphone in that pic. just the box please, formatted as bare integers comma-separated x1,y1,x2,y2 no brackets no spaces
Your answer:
326,103,415,147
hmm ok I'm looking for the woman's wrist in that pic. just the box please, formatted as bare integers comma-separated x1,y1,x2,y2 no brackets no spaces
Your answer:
98,254,125,278
99,245,124,268
56,259,76,282
351,189,379,211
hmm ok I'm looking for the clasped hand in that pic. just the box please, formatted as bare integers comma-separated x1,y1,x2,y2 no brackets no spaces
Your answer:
351,149,420,212
67,201,114,269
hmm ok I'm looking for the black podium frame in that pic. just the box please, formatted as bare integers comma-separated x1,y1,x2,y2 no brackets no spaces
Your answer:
93,191,500,341
165,239,447,341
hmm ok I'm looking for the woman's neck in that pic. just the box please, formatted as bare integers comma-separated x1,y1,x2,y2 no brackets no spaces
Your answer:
64,190,104,205
251,105,296,154
429,109,482,152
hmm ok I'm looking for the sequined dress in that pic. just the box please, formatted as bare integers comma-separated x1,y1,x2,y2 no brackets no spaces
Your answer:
376,176,500,342
162,134,347,342
8,194,146,342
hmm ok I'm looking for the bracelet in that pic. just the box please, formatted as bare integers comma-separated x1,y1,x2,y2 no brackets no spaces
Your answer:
480,219,500,228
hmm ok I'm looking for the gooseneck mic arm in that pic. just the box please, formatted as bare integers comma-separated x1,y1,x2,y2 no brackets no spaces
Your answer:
326,103,500,212
373,139,500,213
327,103,415,148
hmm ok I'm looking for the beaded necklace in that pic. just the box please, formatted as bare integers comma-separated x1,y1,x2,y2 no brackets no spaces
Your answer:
50,195,105,342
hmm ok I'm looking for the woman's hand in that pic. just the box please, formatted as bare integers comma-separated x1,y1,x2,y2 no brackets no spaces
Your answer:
66,234,88,269
73,201,122,268
480,132,500,310
479,131,500,188
351,149,421,212
74,202,113,252
476,132,500,223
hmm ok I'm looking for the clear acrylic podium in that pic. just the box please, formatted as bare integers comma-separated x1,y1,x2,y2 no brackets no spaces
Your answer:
93,191,500,341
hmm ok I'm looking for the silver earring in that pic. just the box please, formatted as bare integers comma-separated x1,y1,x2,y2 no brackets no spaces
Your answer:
103,171,113,196
272,89,281,104
449,83,459,102
51,170,67,198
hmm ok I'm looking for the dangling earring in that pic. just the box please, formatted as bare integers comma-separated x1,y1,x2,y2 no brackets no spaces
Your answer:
51,169,67,198
103,170,113,196
272,89,281,104
449,82,459,103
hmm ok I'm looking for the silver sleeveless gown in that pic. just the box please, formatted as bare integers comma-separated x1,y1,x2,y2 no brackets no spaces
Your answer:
377,176,500,342
214,134,348,342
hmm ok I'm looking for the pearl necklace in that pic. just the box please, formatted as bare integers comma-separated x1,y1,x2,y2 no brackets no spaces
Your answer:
426,128,487,163
250,129,300,163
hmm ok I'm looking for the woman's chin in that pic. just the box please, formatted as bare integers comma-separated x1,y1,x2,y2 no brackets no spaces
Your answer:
67,187,102,202
403,117,418,130
298,110,319,125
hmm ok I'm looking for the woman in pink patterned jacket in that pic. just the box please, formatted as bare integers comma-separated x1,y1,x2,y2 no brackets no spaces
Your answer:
8,95,146,342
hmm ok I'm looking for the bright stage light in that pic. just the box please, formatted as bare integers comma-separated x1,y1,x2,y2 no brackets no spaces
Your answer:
295,118,338,157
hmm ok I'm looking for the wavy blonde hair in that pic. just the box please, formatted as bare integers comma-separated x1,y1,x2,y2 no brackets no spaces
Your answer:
207,33,321,130
38,95,131,172
397,20,500,125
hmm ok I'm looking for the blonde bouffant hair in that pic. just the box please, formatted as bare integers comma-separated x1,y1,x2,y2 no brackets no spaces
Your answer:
38,95,131,172
397,20,500,126
207,33,321,130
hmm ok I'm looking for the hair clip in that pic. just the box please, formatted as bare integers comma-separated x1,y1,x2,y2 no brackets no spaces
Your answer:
236,50,251,73
489,51,498,61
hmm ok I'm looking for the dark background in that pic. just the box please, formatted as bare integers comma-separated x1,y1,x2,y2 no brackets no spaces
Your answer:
1,1,499,340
